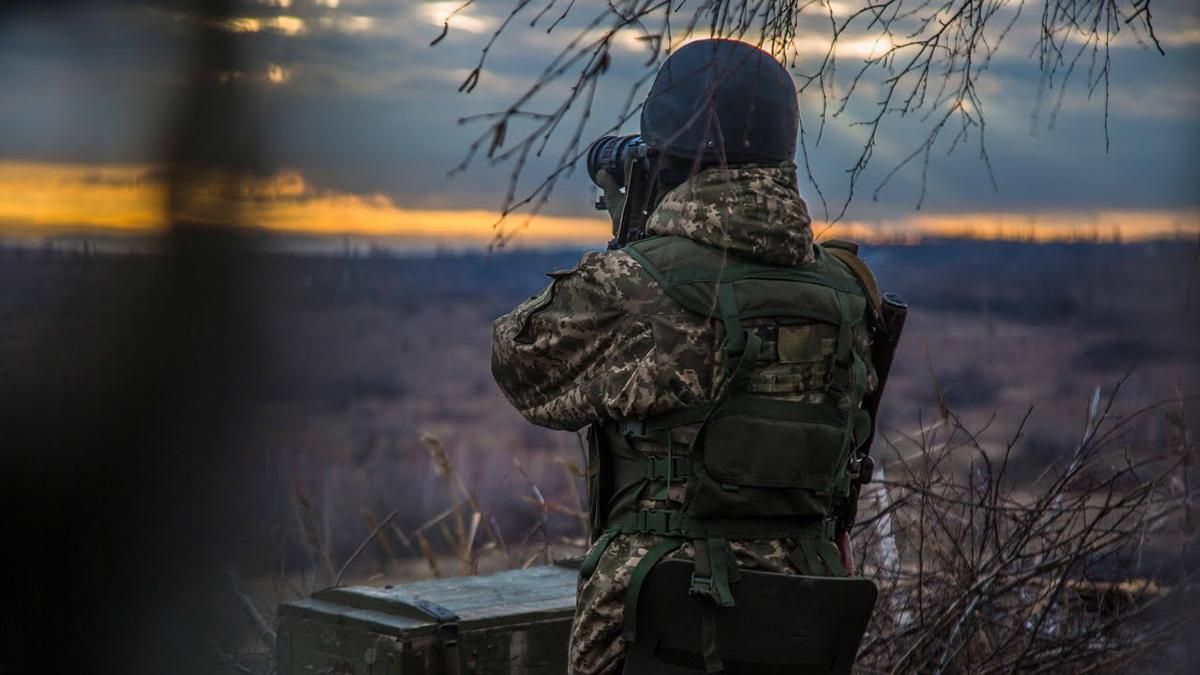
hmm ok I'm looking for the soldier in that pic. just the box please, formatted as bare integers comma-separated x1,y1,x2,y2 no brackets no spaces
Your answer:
492,39,883,675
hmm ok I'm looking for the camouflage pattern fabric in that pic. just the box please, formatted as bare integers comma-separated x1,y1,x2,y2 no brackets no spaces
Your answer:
644,161,815,266
491,162,836,429
490,248,714,431
491,163,874,675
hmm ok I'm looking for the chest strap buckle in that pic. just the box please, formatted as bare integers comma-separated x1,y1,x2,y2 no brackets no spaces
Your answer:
644,455,690,482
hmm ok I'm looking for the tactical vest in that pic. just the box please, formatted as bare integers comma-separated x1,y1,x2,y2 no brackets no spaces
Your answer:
580,235,878,641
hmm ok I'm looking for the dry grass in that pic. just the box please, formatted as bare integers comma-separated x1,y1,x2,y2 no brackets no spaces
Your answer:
852,379,1195,673
225,377,1195,674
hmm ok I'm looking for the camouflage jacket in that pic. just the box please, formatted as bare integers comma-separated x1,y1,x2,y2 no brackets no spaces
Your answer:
491,163,876,431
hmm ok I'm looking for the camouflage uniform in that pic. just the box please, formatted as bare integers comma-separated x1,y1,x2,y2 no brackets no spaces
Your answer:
491,163,876,675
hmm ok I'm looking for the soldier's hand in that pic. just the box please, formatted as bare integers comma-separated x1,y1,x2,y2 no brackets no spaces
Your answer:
594,169,625,228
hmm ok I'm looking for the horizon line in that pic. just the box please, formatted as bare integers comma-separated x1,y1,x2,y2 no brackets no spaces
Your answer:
0,160,1197,247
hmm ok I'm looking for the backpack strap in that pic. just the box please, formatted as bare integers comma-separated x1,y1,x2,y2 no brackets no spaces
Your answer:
609,236,871,655
822,241,882,320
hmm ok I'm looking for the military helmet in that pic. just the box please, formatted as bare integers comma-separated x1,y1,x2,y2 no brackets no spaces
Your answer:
640,39,798,165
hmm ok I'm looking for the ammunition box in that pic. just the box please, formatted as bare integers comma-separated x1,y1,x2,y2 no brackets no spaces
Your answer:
277,563,578,674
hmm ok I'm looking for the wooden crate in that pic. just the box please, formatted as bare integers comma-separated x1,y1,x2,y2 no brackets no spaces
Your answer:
277,563,578,674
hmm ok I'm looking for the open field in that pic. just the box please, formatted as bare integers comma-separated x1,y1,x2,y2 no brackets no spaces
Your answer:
2,239,1197,579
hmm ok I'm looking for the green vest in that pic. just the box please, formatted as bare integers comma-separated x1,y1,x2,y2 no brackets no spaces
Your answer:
581,235,875,619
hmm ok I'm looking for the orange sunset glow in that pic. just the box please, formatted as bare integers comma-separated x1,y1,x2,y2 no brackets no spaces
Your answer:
0,160,1195,246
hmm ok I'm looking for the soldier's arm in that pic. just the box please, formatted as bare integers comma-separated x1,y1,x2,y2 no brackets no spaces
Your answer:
490,251,670,431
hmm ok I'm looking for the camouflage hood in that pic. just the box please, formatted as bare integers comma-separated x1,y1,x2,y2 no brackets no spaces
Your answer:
645,163,814,266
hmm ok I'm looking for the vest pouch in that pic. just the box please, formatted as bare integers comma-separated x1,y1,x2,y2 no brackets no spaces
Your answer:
590,422,661,538
687,396,850,520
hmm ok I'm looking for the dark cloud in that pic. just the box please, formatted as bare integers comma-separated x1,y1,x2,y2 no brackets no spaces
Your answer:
0,0,1196,222
72,165,167,186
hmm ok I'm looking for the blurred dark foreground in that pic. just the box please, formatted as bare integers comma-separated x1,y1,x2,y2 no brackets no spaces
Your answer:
0,0,272,670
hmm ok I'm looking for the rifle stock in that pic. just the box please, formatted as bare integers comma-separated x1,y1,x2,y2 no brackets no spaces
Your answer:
836,292,907,540
856,292,908,482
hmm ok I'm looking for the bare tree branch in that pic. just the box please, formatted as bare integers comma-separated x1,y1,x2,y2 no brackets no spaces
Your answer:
433,0,1163,237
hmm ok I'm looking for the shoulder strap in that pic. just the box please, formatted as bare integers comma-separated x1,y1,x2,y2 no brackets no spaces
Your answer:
822,244,882,319
626,236,866,318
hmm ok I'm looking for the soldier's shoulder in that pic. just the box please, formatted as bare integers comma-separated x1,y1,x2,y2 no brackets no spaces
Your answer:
561,249,678,314
561,249,652,289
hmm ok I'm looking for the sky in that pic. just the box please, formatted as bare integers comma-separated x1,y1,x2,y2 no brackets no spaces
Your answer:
0,0,1196,248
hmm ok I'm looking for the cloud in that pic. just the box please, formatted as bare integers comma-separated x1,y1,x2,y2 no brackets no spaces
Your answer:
1109,84,1200,120
0,159,613,244
1157,26,1200,48
221,15,307,36
2,160,1194,246
419,1,500,35
0,0,1196,227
